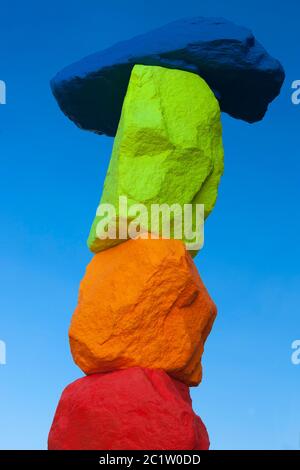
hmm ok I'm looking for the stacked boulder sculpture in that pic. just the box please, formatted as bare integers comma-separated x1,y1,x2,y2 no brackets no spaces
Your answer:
48,17,284,450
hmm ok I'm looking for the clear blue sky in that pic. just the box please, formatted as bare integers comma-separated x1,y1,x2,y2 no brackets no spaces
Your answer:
0,0,299,450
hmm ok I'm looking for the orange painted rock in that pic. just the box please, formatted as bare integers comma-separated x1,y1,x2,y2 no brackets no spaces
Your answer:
48,367,210,450
69,238,216,386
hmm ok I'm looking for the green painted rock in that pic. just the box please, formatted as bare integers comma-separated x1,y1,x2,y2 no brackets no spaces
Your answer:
88,65,224,255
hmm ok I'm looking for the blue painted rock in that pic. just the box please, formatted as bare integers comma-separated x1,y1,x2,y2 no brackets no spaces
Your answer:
51,17,284,136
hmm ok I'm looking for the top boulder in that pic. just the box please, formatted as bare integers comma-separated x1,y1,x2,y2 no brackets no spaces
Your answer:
51,17,285,136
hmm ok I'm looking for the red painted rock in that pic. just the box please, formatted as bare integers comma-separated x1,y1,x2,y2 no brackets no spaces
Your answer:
48,367,209,450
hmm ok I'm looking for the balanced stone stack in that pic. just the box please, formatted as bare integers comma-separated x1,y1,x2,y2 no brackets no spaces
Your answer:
48,17,284,450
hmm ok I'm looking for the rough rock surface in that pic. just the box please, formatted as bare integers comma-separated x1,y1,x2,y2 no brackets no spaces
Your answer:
48,368,210,450
51,16,285,135
69,238,217,386
88,65,224,254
